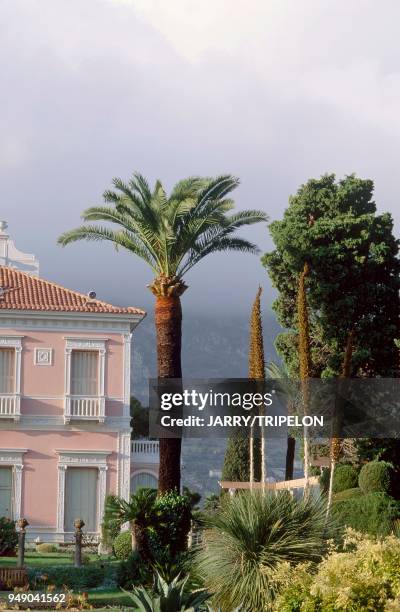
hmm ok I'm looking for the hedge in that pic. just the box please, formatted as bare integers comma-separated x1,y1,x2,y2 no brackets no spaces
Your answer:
358,460,393,494
333,491,400,535
113,530,132,560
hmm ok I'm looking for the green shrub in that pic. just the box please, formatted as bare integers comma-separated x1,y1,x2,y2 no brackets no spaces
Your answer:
333,491,400,535
319,465,359,495
115,551,146,589
113,530,132,560
333,487,363,503
274,529,400,611
36,543,58,554
333,464,359,493
101,493,121,550
0,517,18,555
196,491,333,610
319,467,330,493
359,460,393,494
151,491,192,558
28,564,106,589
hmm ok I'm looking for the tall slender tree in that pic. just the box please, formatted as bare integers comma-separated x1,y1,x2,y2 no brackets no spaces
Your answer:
263,174,400,484
248,287,266,484
297,262,312,482
58,172,268,492
326,330,355,512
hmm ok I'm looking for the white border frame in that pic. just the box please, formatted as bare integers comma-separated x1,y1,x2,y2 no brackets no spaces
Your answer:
56,450,110,535
0,448,27,519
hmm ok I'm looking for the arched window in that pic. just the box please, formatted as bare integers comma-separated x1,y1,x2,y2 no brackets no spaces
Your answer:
131,472,158,492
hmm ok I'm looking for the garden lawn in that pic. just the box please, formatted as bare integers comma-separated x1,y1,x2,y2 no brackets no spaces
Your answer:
87,589,134,607
0,552,115,567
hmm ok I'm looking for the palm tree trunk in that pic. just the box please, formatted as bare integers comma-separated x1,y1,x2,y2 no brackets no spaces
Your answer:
155,294,183,493
131,521,151,562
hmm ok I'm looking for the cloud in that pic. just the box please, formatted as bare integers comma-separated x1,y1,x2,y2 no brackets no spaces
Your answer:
0,0,399,312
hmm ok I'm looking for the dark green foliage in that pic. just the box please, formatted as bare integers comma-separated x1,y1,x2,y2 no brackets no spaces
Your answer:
0,517,17,555
151,491,192,558
333,487,363,502
356,440,400,498
319,468,330,493
182,486,201,510
116,551,147,589
101,494,121,550
28,564,107,589
222,432,250,482
105,487,157,560
333,492,400,535
203,494,221,515
262,174,400,378
124,572,209,612
333,464,359,493
113,530,132,560
358,461,393,494
106,489,192,566
130,396,149,439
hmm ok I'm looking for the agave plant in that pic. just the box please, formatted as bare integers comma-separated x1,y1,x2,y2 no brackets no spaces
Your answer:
197,491,332,610
125,571,209,611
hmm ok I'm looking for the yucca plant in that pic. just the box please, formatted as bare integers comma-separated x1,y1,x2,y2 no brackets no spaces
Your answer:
59,172,267,492
197,491,332,610
125,571,209,611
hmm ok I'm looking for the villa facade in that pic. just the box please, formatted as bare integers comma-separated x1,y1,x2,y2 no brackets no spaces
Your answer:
0,224,158,542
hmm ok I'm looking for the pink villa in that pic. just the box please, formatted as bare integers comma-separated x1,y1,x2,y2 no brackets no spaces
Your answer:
0,223,159,542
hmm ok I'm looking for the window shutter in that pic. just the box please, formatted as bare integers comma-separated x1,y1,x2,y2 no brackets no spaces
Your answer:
71,351,99,396
0,349,15,394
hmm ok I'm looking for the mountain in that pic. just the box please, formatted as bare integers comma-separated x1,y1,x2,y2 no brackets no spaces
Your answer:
130,311,300,500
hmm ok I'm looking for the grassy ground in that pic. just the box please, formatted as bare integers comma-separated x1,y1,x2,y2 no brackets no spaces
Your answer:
87,589,133,607
0,551,114,567
0,551,127,608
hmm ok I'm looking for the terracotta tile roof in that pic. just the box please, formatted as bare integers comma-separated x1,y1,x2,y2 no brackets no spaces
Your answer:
0,266,145,316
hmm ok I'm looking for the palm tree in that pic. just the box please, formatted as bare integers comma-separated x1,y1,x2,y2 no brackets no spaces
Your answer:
58,173,268,492
104,488,157,560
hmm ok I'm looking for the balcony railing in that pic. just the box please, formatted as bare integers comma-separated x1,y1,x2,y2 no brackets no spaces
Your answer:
0,394,20,421
64,396,105,423
131,440,159,464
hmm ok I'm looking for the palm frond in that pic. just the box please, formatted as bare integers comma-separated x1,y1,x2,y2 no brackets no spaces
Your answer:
58,172,268,280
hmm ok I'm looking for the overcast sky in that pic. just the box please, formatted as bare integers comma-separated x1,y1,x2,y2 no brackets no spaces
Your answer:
1,0,399,316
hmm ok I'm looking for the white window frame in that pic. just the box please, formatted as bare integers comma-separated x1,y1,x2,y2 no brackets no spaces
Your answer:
0,336,23,421
64,338,107,423
0,449,27,519
56,450,110,536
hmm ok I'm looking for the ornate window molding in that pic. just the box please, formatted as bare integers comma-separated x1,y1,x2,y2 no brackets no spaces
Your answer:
0,336,23,421
0,448,27,519
55,450,110,533
64,338,107,423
